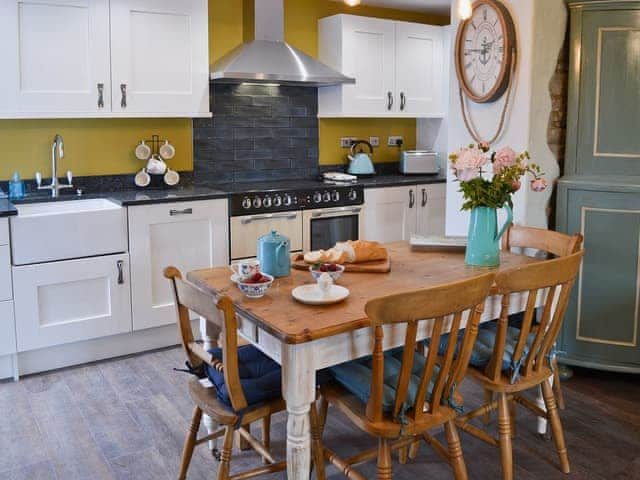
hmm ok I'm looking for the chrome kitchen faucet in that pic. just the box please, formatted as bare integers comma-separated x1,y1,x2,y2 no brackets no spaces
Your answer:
35,134,73,198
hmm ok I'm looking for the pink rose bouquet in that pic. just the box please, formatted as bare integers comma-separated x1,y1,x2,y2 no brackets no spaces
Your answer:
449,143,546,211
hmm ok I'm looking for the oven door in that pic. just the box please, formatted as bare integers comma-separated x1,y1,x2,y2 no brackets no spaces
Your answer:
303,206,364,252
230,211,303,260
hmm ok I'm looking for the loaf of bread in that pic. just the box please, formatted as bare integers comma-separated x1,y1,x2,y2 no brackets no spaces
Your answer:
303,240,387,264
303,248,349,264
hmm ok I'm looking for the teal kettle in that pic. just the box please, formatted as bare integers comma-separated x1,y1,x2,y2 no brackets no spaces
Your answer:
257,230,291,278
347,140,376,176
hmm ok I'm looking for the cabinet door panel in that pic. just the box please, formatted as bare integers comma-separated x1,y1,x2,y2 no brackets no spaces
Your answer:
395,23,444,116
110,0,208,114
0,246,12,302
129,200,228,331
342,16,396,115
13,254,132,351
416,183,446,237
561,189,640,366
0,0,110,113
363,187,416,243
573,11,640,175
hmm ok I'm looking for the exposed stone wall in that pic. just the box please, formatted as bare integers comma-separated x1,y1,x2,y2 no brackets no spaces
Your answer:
548,32,570,174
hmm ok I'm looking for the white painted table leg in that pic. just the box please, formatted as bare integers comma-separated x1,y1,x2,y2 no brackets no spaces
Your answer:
282,343,316,480
11,353,19,382
536,378,553,435
200,316,221,452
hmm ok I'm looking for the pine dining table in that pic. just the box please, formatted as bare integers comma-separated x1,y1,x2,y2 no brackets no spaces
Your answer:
187,241,541,480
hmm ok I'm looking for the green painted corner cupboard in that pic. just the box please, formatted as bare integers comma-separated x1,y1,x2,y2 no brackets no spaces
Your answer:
556,1,640,372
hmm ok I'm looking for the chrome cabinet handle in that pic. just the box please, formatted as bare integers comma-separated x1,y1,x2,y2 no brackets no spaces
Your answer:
97,83,104,108
117,260,124,285
387,91,394,110
311,207,362,218
421,188,427,207
170,208,193,216
400,92,406,111
240,213,297,224
409,189,415,208
120,84,127,108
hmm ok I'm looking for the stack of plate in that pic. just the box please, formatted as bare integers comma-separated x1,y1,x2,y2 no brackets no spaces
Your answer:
322,171,357,185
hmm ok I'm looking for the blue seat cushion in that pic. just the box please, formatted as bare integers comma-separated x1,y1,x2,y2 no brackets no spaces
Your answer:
329,347,453,414
205,345,282,410
425,321,536,384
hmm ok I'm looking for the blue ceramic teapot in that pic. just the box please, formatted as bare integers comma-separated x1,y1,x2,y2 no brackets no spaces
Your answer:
257,230,291,278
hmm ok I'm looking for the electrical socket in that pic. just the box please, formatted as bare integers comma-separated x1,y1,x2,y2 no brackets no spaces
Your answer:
387,136,404,147
369,136,380,147
340,137,358,148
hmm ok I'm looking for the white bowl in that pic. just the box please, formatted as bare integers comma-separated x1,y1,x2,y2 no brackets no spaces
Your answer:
309,264,345,282
233,272,274,298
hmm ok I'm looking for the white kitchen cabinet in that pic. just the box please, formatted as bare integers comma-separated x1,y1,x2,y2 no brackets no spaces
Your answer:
0,0,111,114
363,186,416,243
13,254,132,351
0,246,13,302
363,184,446,242
416,183,446,237
129,199,229,331
109,0,209,115
0,0,209,118
0,301,16,357
318,14,445,118
394,22,444,116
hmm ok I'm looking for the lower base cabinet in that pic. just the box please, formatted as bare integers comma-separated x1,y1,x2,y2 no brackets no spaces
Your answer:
13,253,132,351
128,199,229,331
0,301,16,356
363,183,446,243
557,180,640,372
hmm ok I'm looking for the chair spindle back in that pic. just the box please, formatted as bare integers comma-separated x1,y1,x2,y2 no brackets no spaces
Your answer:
484,251,584,383
503,225,583,258
164,266,249,411
363,272,496,424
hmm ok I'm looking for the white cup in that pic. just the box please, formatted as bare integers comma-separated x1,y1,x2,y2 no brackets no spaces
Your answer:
230,260,261,281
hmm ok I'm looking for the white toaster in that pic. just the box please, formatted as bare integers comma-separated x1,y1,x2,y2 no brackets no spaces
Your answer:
399,151,439,175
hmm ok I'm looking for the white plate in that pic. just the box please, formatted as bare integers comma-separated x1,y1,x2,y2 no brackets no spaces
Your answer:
292,284,349,305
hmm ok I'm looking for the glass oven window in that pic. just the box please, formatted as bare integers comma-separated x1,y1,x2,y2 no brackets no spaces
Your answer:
310,215,359,251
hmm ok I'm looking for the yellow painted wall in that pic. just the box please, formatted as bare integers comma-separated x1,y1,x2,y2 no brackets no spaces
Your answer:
0,1,447,181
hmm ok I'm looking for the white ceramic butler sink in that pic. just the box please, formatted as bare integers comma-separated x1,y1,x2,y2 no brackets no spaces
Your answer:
10,198,128,265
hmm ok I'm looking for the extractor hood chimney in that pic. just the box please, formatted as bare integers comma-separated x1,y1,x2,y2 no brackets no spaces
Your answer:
210,0,355,87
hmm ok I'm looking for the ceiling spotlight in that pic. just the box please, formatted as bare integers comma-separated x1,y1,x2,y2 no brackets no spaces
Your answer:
459,0,472,20
344,0,361,6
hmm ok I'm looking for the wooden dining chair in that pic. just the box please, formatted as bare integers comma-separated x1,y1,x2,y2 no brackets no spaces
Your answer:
165,266,288,480
313,272,497,480
454,251,584,480
501,225,583,411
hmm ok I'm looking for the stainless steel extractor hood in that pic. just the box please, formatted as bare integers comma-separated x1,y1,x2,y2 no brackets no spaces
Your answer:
210,0,355,87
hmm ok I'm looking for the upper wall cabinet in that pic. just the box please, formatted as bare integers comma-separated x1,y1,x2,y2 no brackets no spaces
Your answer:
0,0,209,119
318,15,445,118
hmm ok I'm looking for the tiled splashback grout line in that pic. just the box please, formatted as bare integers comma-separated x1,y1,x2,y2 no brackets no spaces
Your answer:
193,84,320,183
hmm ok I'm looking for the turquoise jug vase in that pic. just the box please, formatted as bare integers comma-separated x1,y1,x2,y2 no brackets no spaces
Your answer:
464,204,513,267
257,230,291,278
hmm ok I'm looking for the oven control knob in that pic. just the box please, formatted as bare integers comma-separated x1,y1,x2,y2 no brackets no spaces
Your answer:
263,196,272,208
241,197,252,209
332,191,340,202
252,196,262,208
313,192,322,204
322,191,331,202
283,194,293,206
348,189,358,201
273,195,282,207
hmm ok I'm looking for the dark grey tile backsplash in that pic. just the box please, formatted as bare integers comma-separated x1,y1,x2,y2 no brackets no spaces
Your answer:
193,84,319,184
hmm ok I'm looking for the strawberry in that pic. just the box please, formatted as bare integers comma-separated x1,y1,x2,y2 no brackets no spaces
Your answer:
328,263,338,272
319,264,328,272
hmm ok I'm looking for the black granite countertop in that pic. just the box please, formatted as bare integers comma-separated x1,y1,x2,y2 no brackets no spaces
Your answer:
0,173,446,216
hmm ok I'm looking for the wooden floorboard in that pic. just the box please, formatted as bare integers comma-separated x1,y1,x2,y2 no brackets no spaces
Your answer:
0,347,638,479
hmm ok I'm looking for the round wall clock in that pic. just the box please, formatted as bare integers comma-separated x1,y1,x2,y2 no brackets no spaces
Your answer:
455,0,517,104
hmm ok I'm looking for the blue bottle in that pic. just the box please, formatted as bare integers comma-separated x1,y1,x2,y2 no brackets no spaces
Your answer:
8,172,25,200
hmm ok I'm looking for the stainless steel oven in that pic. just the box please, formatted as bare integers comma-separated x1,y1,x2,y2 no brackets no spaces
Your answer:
302,205,364,252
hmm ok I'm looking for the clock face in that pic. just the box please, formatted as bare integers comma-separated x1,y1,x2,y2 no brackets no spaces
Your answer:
455,0,516,103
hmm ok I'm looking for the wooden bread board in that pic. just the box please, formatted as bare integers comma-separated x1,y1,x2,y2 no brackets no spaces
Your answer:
291,253,391,273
